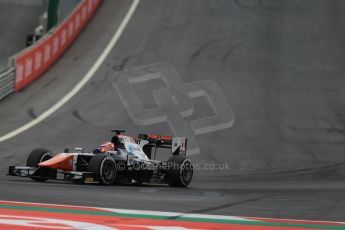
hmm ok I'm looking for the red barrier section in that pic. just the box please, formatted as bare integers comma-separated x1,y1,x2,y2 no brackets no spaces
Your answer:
14,0,102,91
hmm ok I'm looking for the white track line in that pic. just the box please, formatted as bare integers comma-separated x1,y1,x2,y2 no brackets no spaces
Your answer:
0,0,140,143
2,200,345,225
0,200,257,222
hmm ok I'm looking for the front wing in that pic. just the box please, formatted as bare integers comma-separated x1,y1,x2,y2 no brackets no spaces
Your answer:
8,166,99,184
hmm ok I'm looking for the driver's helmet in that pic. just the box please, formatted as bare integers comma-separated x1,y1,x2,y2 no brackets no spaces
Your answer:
100,142,114,153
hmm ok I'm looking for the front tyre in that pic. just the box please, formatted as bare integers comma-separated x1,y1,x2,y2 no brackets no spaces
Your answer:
165,155,193,187
88,154,117,185
26,148,53,182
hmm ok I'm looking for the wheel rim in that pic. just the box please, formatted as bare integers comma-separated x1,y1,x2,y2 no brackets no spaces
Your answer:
101,160,115,182
181,160,193,184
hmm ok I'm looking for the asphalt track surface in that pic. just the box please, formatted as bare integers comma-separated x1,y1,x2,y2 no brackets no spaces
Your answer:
1,0,345,222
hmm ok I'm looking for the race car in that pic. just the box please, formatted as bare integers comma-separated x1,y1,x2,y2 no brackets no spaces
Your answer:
8,130,193,187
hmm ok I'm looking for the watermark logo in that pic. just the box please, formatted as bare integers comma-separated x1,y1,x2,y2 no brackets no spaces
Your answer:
113,63,234,155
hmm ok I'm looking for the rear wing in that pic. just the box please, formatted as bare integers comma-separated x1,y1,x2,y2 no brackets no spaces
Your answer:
138,134,187,156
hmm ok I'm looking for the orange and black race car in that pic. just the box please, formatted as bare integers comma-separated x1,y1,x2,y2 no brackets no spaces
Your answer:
8,130,193,187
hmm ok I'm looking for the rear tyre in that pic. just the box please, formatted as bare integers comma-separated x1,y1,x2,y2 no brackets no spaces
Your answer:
26,148,53,182
165,155,193,187
88,154,117,185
